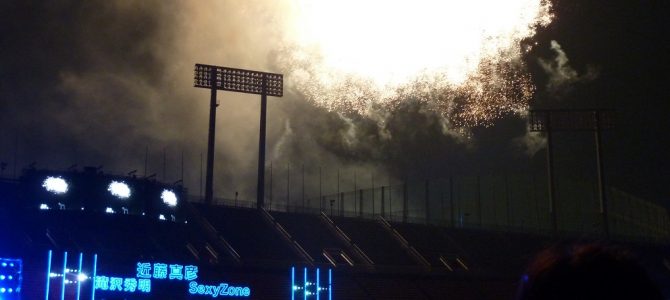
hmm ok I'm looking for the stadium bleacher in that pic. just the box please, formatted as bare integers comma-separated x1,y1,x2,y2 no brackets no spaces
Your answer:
330,216,417,267
193,204,302,263
270,211,366,266
1,173,668,299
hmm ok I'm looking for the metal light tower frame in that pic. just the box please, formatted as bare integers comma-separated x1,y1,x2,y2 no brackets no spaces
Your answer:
529,109,614,238
194,64,283,208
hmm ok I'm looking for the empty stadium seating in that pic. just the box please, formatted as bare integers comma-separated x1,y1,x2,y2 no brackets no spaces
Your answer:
1,197,668,299
193,204,301,263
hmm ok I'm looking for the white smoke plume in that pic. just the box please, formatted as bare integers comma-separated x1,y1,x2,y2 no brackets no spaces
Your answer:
539,40,599,97
515,128,547,156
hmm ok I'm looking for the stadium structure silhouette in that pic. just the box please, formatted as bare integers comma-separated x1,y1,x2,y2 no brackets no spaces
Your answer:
0,166,668,299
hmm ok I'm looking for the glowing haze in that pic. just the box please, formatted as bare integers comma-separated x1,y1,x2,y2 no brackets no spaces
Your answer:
280,0,553,125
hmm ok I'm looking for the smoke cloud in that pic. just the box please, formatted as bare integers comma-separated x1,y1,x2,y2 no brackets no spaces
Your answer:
0,1,554,202
538,40,598,97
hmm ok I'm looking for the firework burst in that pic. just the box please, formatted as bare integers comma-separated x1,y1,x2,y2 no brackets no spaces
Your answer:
277,0,553,128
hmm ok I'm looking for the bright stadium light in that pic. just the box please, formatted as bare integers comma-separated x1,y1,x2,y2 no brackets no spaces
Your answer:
161,189,178,207
42,176,69,194
105,207,115,214
77,273,88,281
107,181,131,199
159,214,166,221
40,203,50,210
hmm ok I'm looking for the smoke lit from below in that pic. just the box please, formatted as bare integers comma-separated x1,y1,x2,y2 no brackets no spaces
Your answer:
278,0,553,126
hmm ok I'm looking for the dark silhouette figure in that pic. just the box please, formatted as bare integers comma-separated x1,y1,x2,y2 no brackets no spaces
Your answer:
517,243,662,300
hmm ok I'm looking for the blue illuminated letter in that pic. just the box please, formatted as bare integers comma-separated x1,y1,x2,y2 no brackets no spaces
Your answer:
136,263,151,279
188,281,198,294
169,264,184,280
137,279,151,293
123,278,137,292
109,277,123,291
94,276,109,291
184,265,198,281
152,263,168,279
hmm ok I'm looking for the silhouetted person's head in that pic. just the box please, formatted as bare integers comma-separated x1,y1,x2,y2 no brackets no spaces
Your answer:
517,243,662,300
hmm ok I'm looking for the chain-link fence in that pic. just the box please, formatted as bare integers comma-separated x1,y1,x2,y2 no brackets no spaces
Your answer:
190,167,670,243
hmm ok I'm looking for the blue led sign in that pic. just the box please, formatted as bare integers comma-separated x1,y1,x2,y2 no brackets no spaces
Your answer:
188,281,251,297
44,250,96,300
0,257,22,299
94,261,199,295
290,267,332,300
93,276,151,293
42,251,256,299
133,262,198,281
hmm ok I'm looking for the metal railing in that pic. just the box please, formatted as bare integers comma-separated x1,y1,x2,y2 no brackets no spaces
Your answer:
189,174,670,243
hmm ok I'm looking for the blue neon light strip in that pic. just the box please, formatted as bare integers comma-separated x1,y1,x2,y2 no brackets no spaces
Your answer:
76,253,83,300
291,267,295,300
61,251,68,300
316,268,320,300
303,267,307,300
45,250,52,300
328,269,332,300
91,254,97,300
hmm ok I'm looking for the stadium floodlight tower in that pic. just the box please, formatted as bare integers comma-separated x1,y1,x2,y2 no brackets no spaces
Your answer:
529,109,614,238
194,64,283,208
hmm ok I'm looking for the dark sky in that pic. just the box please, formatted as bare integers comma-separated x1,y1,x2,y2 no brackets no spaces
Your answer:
0,0,668,205
528,0,670,202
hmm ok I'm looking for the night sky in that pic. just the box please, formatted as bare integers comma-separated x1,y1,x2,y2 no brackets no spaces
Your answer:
0,0,668,205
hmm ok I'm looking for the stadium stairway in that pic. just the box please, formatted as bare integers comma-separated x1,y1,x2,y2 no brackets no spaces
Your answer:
330,216,418,267
191,204,303,264
270,210,369,267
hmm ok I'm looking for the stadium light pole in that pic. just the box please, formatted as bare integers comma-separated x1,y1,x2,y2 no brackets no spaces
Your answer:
194,64,283,207
529,109,614,238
